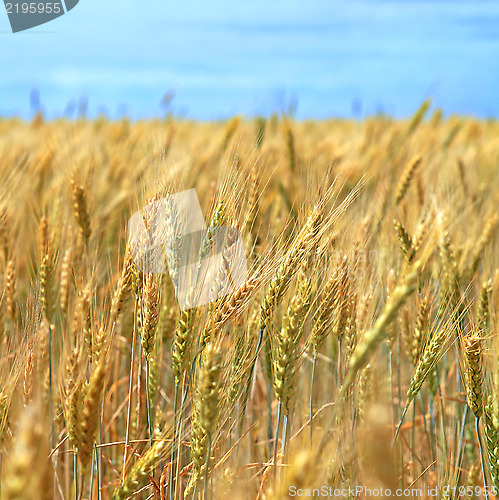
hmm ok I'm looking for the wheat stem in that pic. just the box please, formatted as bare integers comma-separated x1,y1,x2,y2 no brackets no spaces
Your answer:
145,359,153,446
122,299,138,483
273,398,283,487
74,450,78,500
476,417,490,500
309,354,317,444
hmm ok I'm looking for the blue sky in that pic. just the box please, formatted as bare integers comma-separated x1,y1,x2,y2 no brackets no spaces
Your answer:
0,0,498,119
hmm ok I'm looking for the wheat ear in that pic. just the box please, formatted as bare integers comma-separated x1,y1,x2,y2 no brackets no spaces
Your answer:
78,359,107,469
345,262,420,387
71,173,91,245
394,154,422,206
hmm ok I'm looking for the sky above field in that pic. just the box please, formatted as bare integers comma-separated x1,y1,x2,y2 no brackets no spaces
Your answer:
0,0,498,119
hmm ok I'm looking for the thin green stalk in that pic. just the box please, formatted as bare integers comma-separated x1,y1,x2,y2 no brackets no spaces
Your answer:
391,347,404,489
122,299,138,482
74,448,78,500
476,417,489,500
309,354,317,443
203,433,212,500
396,341,404,490
145,360,153,446
169,382,179,500
95,442,101,500
455,347,462,446
273,398,283,487
281,413,288,464
267,381,273,458
420,393,435,464
174,377,187,500
453,405,468,498
172,355,199,500
393,404,409,446
98,399,103,500
238,327,264,437
428,398,437,470
136,342,143,439
412,399,416,483
48,322,53,448
90,445,96,500
434,364,449,460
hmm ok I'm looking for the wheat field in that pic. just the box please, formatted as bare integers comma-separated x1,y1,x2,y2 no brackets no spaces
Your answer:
0,103,498,499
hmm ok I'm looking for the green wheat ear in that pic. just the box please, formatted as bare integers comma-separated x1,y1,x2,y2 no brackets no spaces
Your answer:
464,334,483,419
